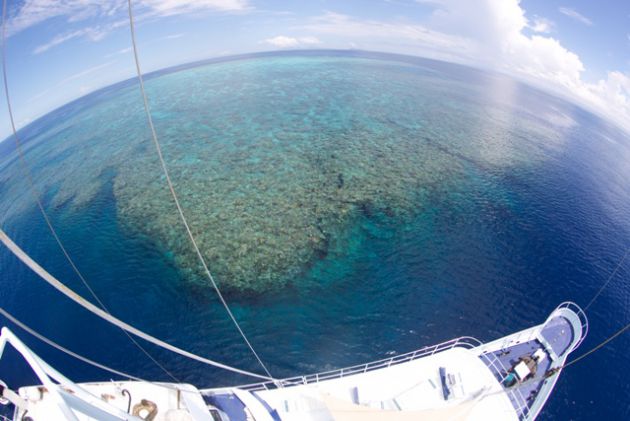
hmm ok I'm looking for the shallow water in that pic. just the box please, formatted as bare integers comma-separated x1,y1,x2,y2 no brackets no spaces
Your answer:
0,51,629,419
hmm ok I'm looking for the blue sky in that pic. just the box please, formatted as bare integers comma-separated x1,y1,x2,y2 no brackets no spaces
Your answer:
0,0,629,140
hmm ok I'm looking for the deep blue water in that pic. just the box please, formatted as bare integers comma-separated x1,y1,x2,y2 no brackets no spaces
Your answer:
0,51,629,420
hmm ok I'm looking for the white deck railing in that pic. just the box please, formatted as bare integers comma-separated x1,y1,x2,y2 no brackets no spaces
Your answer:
0,327,135,421
479,352,529,419
554,302,588,351
239,336,483,391
238,335,533,418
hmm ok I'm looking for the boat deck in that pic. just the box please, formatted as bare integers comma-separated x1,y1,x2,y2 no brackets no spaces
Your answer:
540,316,574,356
198,310,584,421
480,315,575,420
481,339,551,418
0,303,585,421
222,347,519,421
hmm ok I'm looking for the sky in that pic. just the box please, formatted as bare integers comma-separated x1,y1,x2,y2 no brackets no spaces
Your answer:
0,0,629,140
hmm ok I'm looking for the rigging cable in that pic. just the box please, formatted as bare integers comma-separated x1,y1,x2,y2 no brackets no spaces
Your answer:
559,319,630,371
584,248,629,311
0,306,246,393
0,228,273,381
0,0,179,383
0,307,143,383
126,0,273,380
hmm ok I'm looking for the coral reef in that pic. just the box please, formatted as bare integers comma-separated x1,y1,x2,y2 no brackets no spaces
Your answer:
0,54,575,292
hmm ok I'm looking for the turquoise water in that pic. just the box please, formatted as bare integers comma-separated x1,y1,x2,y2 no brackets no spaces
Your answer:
0,51,629,419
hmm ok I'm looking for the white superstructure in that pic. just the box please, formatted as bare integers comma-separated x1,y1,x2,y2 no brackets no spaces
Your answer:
0,302,587,421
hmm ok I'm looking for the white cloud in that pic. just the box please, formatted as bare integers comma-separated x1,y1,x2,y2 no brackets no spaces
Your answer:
425,1,629,131
558,7,593,26
105,47,133,58
299,12,473,62
33,30,86,54
79,85,94,94
32,20,127,54
137,0,250,15
529,17,554,33
298,36,321,45
6,1,122,35
8,0,249,53
7,0,249,33
160,33,186,40
28,61,117,102
300,2,629,133
263,35,321,48
59,61,117,84
576,71,630,131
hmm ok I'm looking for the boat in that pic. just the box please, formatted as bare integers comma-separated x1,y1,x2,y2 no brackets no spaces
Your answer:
0,301,587,420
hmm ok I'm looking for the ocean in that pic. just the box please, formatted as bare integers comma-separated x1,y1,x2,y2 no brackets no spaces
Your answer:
0,51,628,419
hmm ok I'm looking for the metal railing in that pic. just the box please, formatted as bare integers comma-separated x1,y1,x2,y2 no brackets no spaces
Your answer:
239,336,483,391
495,329,538,354
479,352,530,419
553,302,588,351
234,303,586,420
0,327,132,421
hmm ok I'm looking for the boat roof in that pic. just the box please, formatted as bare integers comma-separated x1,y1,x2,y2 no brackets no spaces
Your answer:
251,347,518,421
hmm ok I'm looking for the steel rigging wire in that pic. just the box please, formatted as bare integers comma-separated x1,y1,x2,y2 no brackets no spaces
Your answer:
0,0,179,383
584,248,629,311
0,0,274,383
0,229,273,381
126,0,273,379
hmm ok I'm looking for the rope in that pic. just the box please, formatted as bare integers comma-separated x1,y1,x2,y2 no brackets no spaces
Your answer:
560,320,630,370
126,0,273,380
0,307,204,394
0,307,143,382
0,229,273,381
0,0,179,384
584,248,629,311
